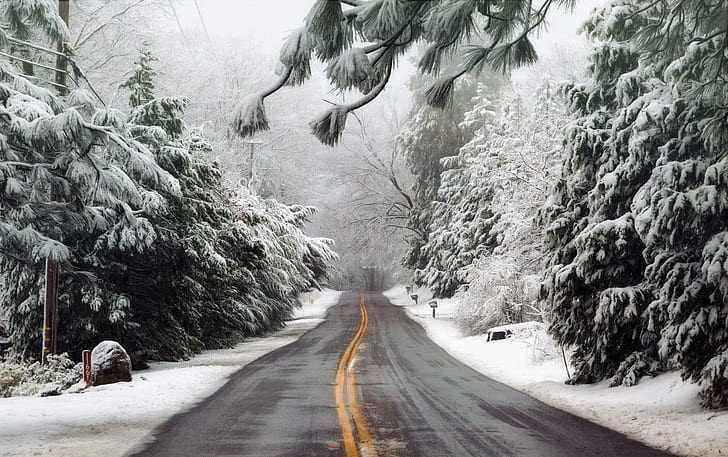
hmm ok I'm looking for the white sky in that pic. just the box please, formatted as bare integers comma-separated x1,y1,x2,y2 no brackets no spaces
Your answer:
174,0,315,53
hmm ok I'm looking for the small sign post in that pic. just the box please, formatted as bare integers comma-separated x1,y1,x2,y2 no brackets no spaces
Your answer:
82,350,92,387
430,300,438,318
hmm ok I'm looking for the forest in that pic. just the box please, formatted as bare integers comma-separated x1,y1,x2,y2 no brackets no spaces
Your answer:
1,0,727,410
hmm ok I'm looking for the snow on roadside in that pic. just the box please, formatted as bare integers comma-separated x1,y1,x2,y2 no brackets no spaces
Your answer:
0,290,342,457
384,285,728,457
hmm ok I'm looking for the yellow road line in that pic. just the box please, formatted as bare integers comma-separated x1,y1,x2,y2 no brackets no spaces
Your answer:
334,293,379,457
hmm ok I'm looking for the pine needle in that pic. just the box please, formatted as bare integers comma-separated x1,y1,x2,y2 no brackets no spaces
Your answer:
325,47,374,92
279,28,312,87
233,94,269,138
425,73,460,109
309,106,349,146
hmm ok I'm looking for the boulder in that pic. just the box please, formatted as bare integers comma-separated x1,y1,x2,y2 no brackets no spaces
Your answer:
91,340,132,386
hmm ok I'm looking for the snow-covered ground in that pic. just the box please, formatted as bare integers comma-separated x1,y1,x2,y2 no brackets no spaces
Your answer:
384,285,728,457
0,290,342,457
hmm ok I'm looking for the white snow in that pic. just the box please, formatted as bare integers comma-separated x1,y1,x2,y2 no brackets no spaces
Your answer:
384,285,728,457
0,290,341,457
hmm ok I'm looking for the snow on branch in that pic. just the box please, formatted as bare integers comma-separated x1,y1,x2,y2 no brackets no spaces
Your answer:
232,66,292,139
310,64,392,146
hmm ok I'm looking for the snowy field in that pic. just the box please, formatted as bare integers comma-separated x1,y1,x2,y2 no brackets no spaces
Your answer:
384,286,728,457
0,290,342,457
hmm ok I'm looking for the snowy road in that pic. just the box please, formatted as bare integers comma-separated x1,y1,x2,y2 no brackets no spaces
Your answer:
129,292,676,457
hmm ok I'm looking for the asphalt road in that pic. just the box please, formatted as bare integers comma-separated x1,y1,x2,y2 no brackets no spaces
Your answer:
128,292,676,457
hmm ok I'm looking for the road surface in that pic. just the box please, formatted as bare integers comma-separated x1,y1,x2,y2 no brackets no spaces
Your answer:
128,292,675,457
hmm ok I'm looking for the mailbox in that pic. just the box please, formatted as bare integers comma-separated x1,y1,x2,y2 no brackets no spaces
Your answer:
429,300,438,308
410,294,418,304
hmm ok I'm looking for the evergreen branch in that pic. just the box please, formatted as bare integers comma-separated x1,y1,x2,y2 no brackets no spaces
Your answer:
233,66,293,138
425,69,467,109
310,64,392,146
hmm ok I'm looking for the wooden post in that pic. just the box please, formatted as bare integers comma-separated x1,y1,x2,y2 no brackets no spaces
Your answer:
561,345,571,380
42,0,69,364
42,258,59,364
55,0,69,94
82,350,92,387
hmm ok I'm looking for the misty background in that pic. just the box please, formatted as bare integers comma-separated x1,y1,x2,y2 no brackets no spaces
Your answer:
70,0,595,290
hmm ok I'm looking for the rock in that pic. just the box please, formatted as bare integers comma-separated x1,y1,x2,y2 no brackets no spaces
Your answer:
91,340,132,386
38,383,62,397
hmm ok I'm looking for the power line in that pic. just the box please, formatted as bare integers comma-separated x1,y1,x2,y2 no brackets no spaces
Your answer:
193,0,213,47
168,0,192,51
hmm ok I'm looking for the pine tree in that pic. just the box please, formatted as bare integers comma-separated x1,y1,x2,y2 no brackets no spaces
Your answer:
0,6,180,358
413,84,502,297
540,0,728,407
120,41,158,108
399,75,475,276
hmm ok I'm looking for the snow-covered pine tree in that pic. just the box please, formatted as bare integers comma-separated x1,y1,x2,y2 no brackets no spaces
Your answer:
88,56,338,360
235,0,575,145
229,193,337,331
413,83,502,297
0,3,180,358
540,0,728,407
120,41,158,108
399,73,475,277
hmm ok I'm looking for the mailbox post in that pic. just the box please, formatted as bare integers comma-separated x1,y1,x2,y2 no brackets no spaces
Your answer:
82,350,92,387
430,300,438,318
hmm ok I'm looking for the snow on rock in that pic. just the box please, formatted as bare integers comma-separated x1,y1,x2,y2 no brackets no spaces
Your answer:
0,290,341,457
384,285,728,457
91,341,132,386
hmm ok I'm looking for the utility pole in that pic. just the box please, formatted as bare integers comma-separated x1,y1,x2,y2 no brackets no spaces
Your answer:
42,0,69,364
244,139,263,193
55,0,69,94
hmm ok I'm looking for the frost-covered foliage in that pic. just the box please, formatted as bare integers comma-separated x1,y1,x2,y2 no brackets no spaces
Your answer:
57,74,337,360
0,18,179,359
0,353,81,397
418,79,566,319
540,0,728,407
413,85,502,297
399,78,474,279
457,82,567,333
120,41,158,108
238,0,576,145
0,16,336,362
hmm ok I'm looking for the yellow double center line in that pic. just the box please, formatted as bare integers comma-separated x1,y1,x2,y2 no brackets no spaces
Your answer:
334,293,379,457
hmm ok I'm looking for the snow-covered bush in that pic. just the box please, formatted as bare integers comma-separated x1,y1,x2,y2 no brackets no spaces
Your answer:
0,353,81,397
457,256,541,335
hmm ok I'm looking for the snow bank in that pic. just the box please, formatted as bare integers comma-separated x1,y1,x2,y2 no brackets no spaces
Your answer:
0,290,341,457
384,285,727,457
